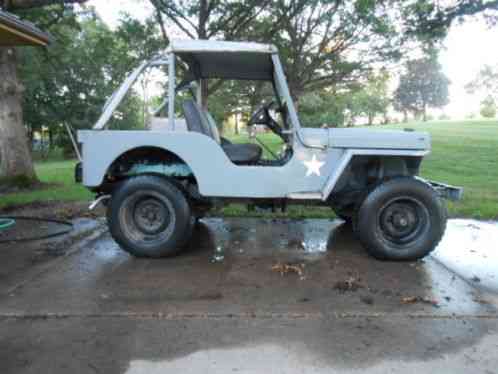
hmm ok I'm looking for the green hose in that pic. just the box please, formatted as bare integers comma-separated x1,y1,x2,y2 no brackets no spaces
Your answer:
0,218,15,231
0,216,73,243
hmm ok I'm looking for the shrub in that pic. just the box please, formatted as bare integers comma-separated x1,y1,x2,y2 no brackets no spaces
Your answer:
480,96,497,118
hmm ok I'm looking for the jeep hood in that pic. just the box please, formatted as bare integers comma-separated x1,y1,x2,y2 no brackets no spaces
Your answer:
299,128,430,151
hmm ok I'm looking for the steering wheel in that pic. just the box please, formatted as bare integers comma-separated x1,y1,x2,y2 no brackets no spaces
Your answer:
247,101,284,139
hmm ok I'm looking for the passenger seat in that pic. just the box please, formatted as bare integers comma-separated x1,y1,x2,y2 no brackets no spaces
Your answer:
182,100,262,165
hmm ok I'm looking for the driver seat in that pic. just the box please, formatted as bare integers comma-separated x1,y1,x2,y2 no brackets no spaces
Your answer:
182,100,262,165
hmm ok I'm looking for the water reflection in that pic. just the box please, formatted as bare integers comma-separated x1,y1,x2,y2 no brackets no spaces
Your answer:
433,219,498,293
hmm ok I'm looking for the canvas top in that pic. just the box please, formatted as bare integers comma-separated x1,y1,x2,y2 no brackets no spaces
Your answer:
168,39,278,80
167,39,277,54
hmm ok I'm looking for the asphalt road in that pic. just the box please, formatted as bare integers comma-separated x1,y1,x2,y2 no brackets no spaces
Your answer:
0,217,497,374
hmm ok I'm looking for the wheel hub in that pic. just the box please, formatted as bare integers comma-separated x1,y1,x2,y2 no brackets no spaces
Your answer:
133,198,170,235
379,201,421,243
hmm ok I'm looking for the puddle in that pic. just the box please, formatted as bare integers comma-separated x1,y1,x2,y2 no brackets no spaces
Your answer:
210,246,225,263
300,220,343,253
203,218,339,263
433,219,498,293
200,217,498,301
124,344,325,373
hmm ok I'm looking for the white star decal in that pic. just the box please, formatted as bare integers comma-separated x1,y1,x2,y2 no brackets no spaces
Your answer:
303,155,325,177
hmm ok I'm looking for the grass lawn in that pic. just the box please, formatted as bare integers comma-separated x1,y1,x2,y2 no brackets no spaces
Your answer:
0,160,92,208
1,120,497,220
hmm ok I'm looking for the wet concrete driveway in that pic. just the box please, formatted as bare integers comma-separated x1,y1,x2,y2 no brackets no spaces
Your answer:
1,217,497,373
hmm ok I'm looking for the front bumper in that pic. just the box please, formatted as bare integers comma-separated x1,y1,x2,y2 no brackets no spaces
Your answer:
427,180,463,201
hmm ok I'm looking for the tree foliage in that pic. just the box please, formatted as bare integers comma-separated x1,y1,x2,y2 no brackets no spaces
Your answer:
480,95,497,118
151,0,403,103
394,56,450,121
299,90,347,128
149,0,498,106
351,70,391,126
0,0,90,180
298,69,390,128
399,0,498,41
17,8,163,153
149,0,271,40
466,64,498,101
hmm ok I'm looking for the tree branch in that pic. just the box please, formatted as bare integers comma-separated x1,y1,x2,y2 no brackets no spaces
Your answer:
151,0,198,38
6,0,86,10
154,7,169,43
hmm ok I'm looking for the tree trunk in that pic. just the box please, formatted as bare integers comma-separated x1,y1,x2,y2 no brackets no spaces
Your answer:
367,113,373,126
0,47,37,181
383,112,389,125
402,110,408,123
234,112,239,135
198,0,208,109
422,104,427,122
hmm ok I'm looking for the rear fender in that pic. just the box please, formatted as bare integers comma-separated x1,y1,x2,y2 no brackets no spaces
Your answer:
78,130,228,190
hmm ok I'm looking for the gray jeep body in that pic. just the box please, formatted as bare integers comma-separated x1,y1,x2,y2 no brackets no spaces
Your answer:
78,40,453,206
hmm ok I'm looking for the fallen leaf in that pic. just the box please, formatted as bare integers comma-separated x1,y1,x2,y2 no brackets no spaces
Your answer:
401,296,439,307
271,262,306,280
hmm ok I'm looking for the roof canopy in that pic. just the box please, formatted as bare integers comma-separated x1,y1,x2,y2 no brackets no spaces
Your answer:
169,40,276,81
0,10,51,46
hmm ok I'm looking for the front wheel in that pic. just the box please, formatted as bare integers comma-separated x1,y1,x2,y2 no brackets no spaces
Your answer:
107,176,193,258
357,177,446,261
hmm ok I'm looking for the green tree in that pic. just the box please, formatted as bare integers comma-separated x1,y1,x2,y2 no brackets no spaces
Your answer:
394,56,450,121
466,64,498,101
352,70,391,126
18,9,163,155
299,91,346,128
480,95,497,118
0,0,86,181
299,70,390,128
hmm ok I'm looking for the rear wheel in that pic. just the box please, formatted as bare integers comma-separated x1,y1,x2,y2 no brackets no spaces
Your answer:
357,177,446,261
107,176,192,258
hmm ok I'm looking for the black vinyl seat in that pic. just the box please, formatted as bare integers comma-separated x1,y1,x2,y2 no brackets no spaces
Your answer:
221,142,262,164
182,100,262,165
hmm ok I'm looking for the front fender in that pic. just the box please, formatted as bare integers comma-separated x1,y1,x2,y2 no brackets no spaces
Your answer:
321,149,429,201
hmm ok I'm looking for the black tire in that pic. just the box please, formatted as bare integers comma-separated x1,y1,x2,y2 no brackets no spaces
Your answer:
357,177,446,261
107,176,192,258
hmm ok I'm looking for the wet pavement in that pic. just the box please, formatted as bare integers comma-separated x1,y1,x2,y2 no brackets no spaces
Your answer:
0,217,497,373
433,219,498,293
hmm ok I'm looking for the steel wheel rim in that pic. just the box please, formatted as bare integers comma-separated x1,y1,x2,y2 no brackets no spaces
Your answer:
119,190,176,247
377,196,430,247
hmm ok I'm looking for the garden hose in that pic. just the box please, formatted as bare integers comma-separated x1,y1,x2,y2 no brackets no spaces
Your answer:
0,218,15,231
0,216,73,243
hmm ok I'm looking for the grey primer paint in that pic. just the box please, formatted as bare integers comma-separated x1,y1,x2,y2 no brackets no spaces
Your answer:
79,40,430,201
